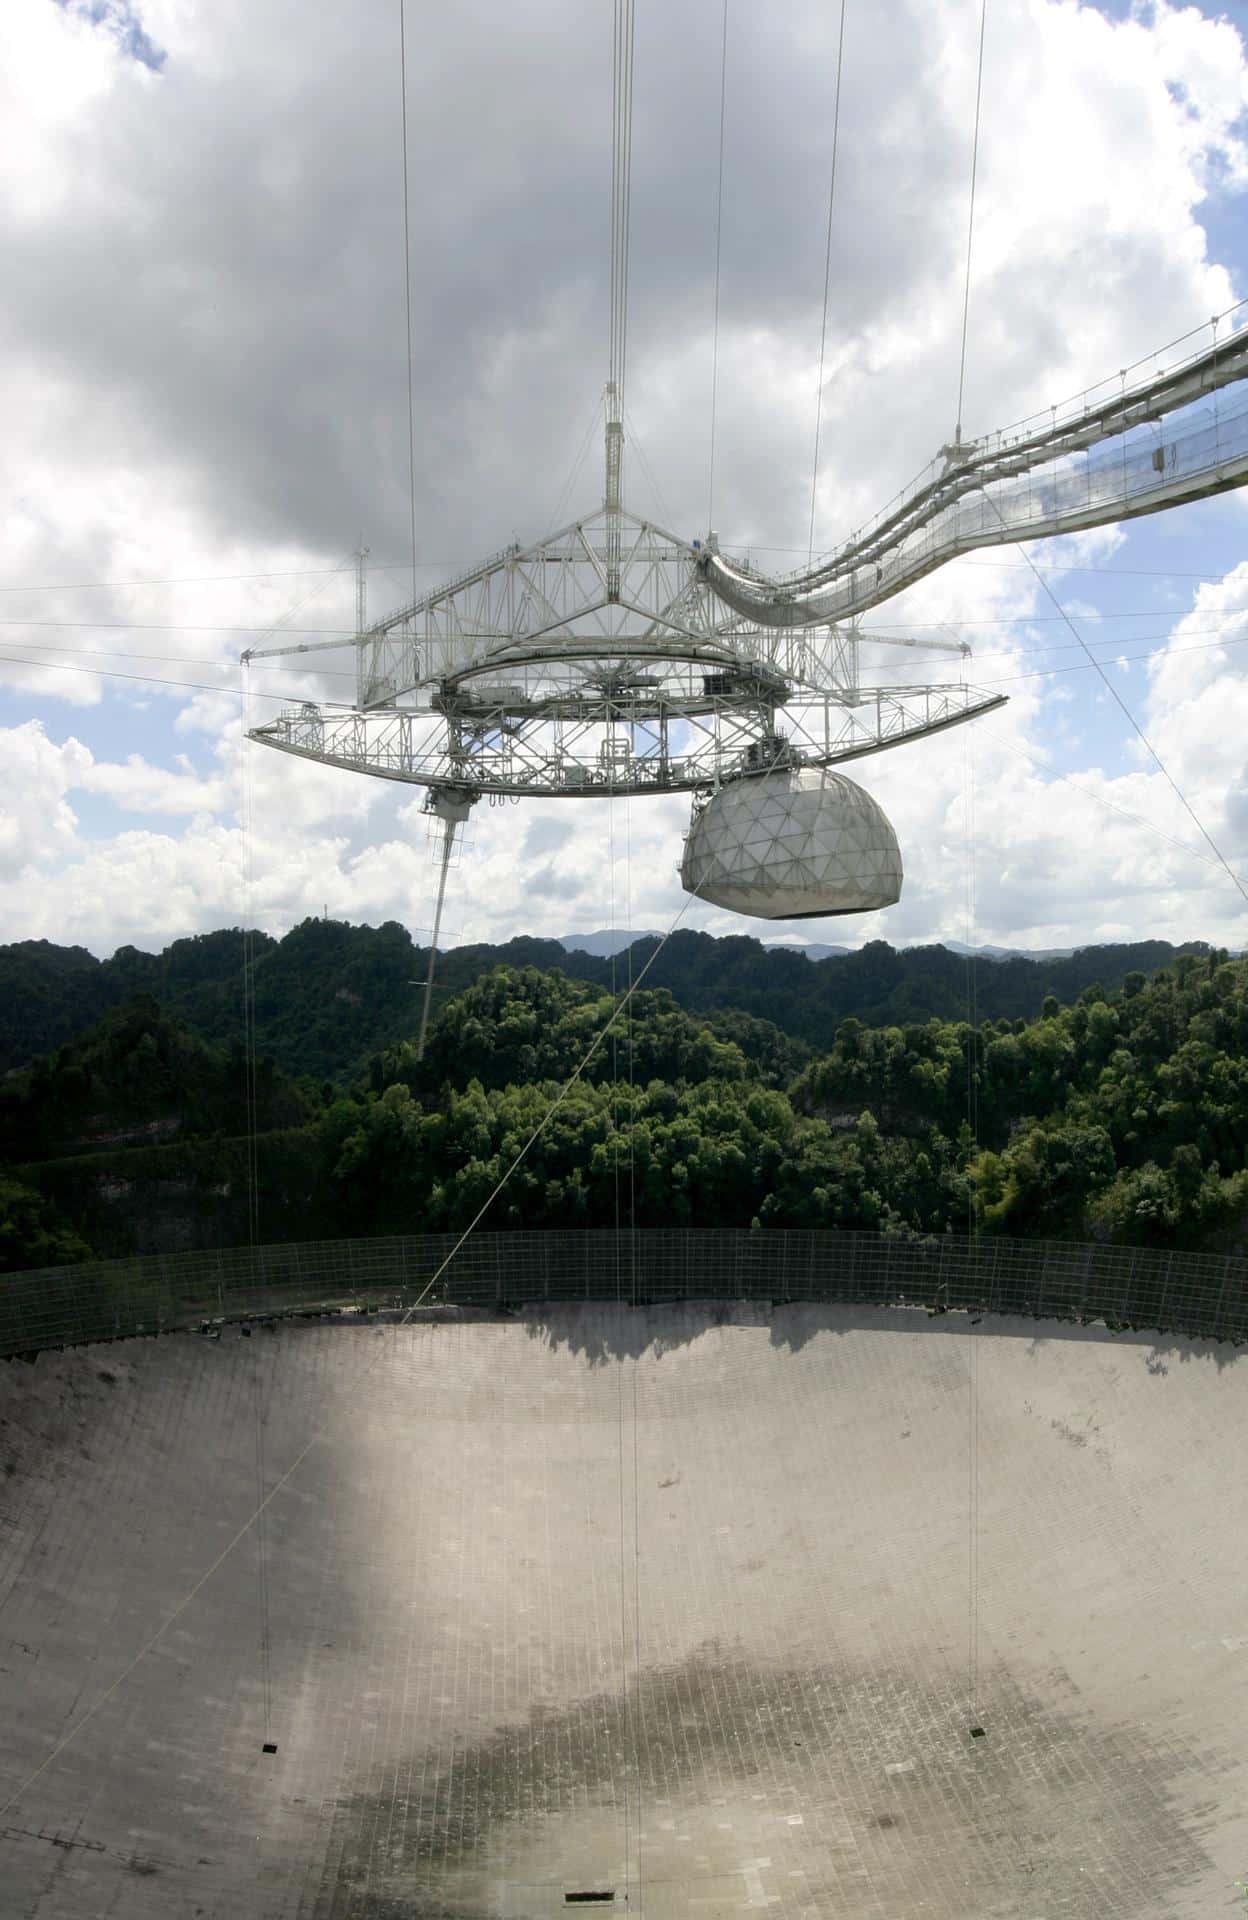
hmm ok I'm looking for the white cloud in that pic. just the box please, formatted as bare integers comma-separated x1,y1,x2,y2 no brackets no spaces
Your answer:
0,721,90,879
78,750,228,815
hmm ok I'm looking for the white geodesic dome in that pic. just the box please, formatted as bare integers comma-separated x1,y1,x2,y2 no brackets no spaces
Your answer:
680,766,903,919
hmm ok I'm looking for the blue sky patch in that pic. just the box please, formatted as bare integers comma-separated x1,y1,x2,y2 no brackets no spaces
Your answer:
53,0,166,72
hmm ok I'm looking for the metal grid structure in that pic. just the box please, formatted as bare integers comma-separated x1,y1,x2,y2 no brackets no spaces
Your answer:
248,307,1248,814
705,312,1248,626
252,675,1000,798
4,1227,1244,1358
247,487,994,802
681,765,904,916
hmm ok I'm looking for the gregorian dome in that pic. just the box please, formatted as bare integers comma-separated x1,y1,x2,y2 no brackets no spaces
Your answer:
679,764,903,919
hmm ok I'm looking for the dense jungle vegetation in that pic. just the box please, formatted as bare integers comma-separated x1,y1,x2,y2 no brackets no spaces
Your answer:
2,937,1246,1270
0,920,1203,1079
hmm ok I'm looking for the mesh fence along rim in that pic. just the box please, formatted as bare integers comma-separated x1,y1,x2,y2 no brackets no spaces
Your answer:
2,1226,1244,1358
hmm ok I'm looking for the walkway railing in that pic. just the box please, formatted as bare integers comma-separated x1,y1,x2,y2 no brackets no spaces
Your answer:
2,1229,1245,1358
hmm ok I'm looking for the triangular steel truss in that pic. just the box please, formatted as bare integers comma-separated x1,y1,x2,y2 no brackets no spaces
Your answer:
249,483,998,798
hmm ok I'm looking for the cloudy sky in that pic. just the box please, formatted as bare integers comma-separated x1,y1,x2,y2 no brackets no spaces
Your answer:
4,0,1248,960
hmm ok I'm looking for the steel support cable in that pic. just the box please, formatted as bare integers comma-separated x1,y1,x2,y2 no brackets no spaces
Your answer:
991,505,1248,910
604,774,624,1760
21,608,1248,682
955,0,988,446
871,603,1248,629
605,749,628,1909
623,405,678,531
609,0,638,401
0,652,358,700
956,0,989,1766
624,794,643,1920
240,661,273,1744
0,566,373,594
609,763,622,1301
611,756,643,1915
550,395,609,530
5,551,1237,595
398,0,420,610
609,4,621,391
968,632,1248,685
963,726,981,1739
26,617,1248,706
0,551,367,691
240,664,261,1261
27,580,1248,638
620,0,637,401
707,0,729,530
807,0,848,565
0,637,362,674
978,723,1240,877
625,790,638,1303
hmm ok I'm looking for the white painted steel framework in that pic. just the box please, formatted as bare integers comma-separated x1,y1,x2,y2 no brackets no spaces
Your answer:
248,312,1248,807
704,315,1248,626
247,402,999,799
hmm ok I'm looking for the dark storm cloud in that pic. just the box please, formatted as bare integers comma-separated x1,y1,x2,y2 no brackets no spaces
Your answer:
3,0,984,586
6,0,1239,656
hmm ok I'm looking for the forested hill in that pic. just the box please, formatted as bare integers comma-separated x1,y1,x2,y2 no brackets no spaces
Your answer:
0,922,1207,1081
4,947,1248,1271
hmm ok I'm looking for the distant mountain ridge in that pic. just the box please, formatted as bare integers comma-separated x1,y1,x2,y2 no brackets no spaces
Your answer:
0,921,1212,1082
562,932,1084,963
558,930,664,957
560,930,852,960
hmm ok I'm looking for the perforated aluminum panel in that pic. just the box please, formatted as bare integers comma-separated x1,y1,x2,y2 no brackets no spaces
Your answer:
680,766,903,918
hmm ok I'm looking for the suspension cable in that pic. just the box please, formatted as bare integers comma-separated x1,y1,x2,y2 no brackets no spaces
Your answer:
549,394,608,530
240,660,273,1745
807,0,848,564
609,0,638,404
963,725,981,1738
606,747,630,1912
707,0,729,529
955,0,988,444
957,3,989,1760
980,722,1243,877
1003,528,1248,910
399,0,419,608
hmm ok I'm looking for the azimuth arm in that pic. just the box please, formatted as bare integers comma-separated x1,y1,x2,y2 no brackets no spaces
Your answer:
703,317,1248,628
